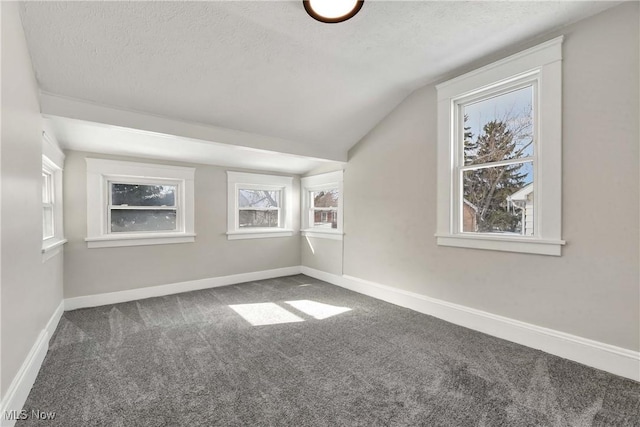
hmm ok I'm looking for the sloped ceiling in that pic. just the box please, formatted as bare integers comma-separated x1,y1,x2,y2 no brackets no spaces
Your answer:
20,1,618,161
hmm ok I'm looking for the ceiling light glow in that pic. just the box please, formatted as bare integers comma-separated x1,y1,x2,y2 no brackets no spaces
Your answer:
304,0,364,24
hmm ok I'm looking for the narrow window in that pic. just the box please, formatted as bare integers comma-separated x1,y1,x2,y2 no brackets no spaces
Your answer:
42,169,55,240
41,138,66,261
301,171,343,239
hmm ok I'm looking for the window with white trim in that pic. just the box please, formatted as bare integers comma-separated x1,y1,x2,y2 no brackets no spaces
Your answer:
42,157,64,249
227,171,294,240
42,132,66,261
436,37,564,256
85,159,195,248
301,171,343,240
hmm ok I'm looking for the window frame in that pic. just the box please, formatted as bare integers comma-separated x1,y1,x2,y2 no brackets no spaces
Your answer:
226,171,294,240
435,36,565,256
42,132,66,262
301,170,344,240
86,159,195,248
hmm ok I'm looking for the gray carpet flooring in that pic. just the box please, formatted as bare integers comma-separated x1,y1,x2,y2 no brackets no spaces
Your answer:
17,274,640,426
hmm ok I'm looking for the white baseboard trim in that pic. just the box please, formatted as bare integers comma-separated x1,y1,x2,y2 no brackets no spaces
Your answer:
300,266,640,382
64,266,303,311
44,301,65,339
0,301,64,427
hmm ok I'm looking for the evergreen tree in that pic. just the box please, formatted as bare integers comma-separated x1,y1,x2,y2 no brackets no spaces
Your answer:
463,119,528,233
112,184,174,206
110,184,176,231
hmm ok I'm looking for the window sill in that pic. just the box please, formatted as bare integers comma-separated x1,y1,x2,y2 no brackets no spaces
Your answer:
85,233,196,248
301,229,344,240
227,229,295,240
42,238,67,262
436,234,565,256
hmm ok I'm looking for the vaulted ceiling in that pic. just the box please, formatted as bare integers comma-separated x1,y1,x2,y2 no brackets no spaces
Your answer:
20,1,619,170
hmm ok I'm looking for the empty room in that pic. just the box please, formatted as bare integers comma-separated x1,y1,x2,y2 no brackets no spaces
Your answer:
1,1,639,425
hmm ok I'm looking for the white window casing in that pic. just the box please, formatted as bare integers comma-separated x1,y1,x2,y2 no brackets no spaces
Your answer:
42,131,67,261
85,159,195,248
435,36,565,256
226,171,294,240
301,170,344,240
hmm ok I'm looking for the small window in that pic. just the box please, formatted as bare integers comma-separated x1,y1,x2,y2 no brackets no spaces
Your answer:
436,37,564,256
301,171,343,239
227,172,294,240
86,159,195,248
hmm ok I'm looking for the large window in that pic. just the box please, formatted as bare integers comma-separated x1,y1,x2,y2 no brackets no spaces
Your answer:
42,132,66,261
436,37,564,256
301,171,343,239
460,84,535,235
86,159,195,248
227,171,294,240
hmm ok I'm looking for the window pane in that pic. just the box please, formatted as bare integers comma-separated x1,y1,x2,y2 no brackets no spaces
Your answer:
463,162,533,235
312,189,338,208
239,210,279,228
238,189,280,208
42,172,52,203
463,85,534,165
313,209,338,229
43,206,54,239
111,184,176,206
110,209,177,232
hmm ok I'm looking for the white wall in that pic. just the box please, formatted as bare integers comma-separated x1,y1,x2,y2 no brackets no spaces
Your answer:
343,2,639,351
63,151,301,298
301,236,342,276
1,2,64,398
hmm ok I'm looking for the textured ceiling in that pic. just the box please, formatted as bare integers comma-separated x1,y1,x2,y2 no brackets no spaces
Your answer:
20,1,618,156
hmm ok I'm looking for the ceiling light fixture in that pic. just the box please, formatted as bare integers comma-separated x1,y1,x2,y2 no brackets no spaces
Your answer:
303,0,364,24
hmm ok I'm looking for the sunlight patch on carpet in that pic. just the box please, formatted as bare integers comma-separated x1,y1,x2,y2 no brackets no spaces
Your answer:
285,300,351,320
229,302,304,326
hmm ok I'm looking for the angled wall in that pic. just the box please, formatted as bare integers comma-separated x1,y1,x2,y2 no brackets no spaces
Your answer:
343,2,639,352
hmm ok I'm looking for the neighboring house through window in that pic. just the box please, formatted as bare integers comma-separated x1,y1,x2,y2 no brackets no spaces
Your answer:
301,170,344,240
227,171,294,240
85,159,195,248
436,37,564,256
